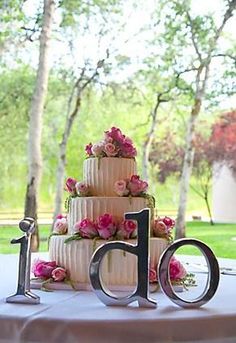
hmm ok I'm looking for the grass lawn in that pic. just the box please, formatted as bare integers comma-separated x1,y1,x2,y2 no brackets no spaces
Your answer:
176,221,236,259
0,221,235,259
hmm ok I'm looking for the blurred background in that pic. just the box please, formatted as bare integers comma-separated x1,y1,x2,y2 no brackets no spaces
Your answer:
0,0,235,256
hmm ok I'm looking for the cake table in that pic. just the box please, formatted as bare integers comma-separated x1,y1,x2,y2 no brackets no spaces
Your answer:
0,253,236,343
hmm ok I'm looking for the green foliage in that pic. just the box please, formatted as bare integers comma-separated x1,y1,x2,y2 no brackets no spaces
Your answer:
59,0,122,27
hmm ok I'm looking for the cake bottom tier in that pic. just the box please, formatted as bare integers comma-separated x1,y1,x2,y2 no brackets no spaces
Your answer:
49,236,168,291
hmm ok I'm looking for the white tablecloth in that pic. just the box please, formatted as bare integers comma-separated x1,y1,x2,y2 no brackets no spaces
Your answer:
0,253,236,343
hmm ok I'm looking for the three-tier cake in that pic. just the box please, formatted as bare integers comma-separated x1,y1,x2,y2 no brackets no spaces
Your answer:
49,127,173,290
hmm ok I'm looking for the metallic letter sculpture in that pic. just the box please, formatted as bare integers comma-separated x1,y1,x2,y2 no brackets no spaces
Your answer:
89,208,156,308
6,217,40,304
158,238,220,308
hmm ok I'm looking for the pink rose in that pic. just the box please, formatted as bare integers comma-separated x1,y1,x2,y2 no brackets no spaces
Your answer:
91,142,105,156
65,177,77,195
74,218,98,238
114,180,129,196
56,214,64,219
75,181,90,196
152,220,168,237
149,267,157,283
163,216,175,230
117,220,137,239
105,127,125,144
120,139,137,158
97,213,116,239
32,259,57,279
127,175,148,196
51,267,67,282
53,217,68,234
85,143,93,156
169,257,187,281
104,143,118,157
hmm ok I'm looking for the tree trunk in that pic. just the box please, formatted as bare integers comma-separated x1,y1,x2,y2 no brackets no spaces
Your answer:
142,92,170,181
24,0,55,251
52,96,81,225
141,118,157,181
175,105,199,239
204,194,214,225
52,58,107,227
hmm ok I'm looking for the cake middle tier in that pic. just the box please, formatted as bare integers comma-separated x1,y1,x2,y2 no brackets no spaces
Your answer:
83,157,136,196
68,196,148,234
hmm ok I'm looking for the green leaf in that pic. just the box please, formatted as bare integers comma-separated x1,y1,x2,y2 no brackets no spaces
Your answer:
64,234,82,243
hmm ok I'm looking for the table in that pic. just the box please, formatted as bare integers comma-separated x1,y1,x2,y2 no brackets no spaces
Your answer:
0,253,236,343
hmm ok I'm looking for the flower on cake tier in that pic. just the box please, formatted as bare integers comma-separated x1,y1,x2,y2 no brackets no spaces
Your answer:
51,267,67,282
53,214,68,235
85,127,137,158
114,175,148,197
149,257,187,283
116,219,137,239
32,259,58,279
169,256,187,280
152,216,175,241
74,218,98,238
85,142,93,156
65,177,78,195
114,179,129,196
32,259,69,290
75,181,90,196
65,177,90,197
127,175,148,196
96,213,117,239
149,266,158,283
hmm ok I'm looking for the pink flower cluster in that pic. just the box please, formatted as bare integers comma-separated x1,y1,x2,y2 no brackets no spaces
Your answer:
65,178,90,196
32,259,67,282
114,175,148,197
149,256,187,283
74,213,137,240
53,214,68,234
85,127,137,158
152,216,175,240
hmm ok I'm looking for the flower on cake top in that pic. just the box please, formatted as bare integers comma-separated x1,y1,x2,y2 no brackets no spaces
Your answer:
65,178,90,197
152,216,175,241
53,214,68,235
85,127,137,158
114,175,148,197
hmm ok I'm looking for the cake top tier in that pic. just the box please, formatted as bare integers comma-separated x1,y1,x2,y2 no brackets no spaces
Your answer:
85,127,137,159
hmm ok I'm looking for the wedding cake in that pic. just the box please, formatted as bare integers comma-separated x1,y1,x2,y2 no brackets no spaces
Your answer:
49,127,174,290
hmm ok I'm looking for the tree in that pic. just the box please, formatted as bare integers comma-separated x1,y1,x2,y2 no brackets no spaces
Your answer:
24,0,55,251
175,1,236,238
149,111,236,225
141,91,171,182
210,110,236,175
52,55,108,223
151,0,236,238
191,133,214,225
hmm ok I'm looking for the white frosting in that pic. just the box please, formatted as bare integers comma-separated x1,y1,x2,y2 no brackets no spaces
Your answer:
49,236,168,289
83,157,136,196
68,196,148,234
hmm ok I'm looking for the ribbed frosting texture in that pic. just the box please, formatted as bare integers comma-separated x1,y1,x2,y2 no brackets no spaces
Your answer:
83,157,136,196
68,197,148,234
49,237,168,288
